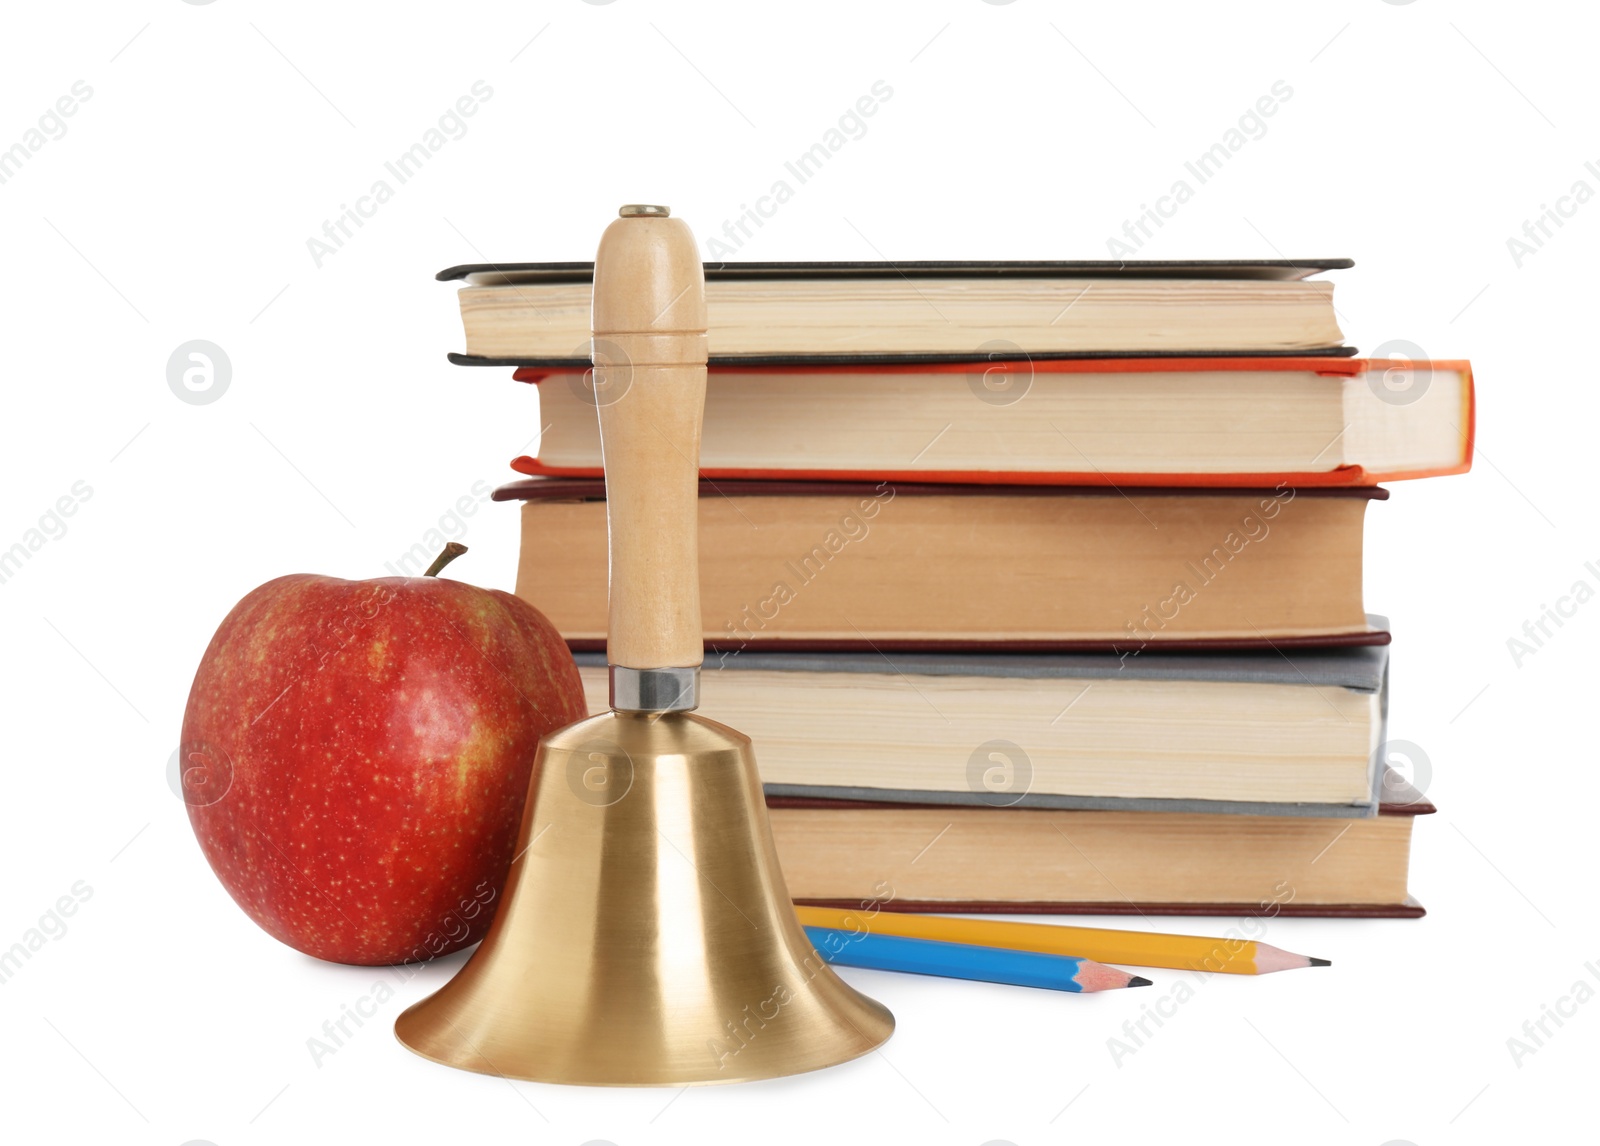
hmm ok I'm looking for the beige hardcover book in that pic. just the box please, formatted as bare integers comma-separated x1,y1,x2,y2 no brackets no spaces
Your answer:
766,803,1420,910
456,276,1344,359
506,481,1379,648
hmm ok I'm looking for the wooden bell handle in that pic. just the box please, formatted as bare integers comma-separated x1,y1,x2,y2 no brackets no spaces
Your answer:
591,206,708,671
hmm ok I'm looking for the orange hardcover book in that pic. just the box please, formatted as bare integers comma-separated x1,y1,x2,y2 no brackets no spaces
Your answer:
509,356,1473,488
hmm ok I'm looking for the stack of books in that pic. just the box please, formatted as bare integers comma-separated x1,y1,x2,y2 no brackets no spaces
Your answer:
443,257,1473,918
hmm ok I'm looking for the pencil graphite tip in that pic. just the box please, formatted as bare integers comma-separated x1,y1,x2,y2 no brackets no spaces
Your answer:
1308,957,1332,967
1128,975,1153,988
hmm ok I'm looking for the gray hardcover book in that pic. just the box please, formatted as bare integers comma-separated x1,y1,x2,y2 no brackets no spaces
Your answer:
575,618,1392,818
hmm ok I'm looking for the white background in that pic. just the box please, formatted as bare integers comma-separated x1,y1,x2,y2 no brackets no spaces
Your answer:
1,1,1593,1143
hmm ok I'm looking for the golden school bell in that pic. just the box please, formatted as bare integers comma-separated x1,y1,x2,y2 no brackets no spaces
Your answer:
394,205,893,1085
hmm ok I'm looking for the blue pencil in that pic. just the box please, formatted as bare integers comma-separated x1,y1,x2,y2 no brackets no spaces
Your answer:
803,926,1151,993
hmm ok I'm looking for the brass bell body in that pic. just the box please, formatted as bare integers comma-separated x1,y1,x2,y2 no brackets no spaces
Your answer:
395,711,893,1084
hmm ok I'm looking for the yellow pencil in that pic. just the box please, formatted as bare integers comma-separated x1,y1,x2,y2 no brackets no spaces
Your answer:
793,905,1330,975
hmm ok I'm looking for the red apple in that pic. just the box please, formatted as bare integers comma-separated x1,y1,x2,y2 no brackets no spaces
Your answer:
179,544,587,965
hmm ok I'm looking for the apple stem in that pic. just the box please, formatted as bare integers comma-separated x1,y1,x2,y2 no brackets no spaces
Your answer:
423,542,468,578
